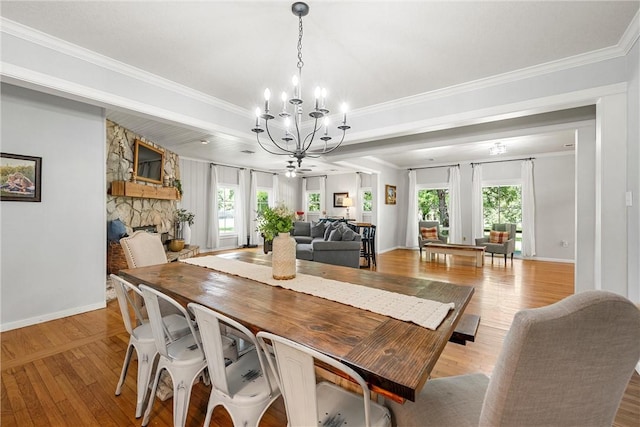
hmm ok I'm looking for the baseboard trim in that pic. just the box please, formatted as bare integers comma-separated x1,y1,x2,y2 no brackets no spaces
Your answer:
1,301,106,332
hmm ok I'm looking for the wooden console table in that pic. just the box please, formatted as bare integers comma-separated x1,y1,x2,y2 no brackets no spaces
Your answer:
425,243,485,267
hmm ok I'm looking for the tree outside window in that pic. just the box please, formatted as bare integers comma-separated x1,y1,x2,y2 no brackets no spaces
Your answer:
361,190,372,212
218,187,236,233
257,190,270,216
483,185,522,252
307,192,320,212
418,189,449,229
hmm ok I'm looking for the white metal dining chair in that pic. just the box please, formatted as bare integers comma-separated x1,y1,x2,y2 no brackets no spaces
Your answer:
188,303,281,427
110,274,190,418
385,290,640,426
139,284,237,427
257,331,391,427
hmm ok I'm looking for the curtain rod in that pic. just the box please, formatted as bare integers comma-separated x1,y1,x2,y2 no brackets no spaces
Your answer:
471,157,535,166
301,175,328,179
209,163,275,175
408,163,460,171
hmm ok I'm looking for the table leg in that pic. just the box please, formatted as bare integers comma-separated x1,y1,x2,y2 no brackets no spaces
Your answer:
476,251,484,267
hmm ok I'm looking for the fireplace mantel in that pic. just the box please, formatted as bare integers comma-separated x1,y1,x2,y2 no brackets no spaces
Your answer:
109,181,180,201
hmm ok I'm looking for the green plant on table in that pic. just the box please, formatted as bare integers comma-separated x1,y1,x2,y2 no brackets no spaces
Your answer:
175,208,195,226
256,203,294,241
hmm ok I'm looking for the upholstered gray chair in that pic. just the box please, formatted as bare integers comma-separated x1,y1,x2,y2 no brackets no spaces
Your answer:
386,290,640,427
475,223,516,263
418,221,447,256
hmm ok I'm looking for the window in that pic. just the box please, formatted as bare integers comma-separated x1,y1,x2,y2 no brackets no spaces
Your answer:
217,186,236,234
482,184,522,251
418,188,450,233
256,189,270,216
361,189,372,213
307,192,320,212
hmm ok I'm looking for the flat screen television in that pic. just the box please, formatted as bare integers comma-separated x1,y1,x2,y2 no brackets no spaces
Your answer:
133,139,164,185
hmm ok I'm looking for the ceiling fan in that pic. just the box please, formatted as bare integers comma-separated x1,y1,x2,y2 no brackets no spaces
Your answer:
284,160,311,177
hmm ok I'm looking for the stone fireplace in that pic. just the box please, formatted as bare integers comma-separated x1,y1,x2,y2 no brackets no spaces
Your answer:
106,120,180,237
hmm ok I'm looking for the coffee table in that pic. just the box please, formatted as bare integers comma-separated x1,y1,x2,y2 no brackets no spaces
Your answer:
424,243,485,267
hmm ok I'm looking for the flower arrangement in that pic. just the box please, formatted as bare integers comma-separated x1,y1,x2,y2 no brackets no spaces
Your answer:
175,208,195,226
256,203,294,241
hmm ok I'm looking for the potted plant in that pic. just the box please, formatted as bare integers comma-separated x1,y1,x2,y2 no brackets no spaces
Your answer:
172,208,195,250
256,203,296,279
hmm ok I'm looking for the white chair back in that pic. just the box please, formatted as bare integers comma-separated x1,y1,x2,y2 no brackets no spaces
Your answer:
120,230,167,268
139,284,200,359
257,332,377,427
110,273,146,335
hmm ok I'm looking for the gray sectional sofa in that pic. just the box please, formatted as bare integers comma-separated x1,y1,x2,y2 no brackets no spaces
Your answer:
290,220,362,268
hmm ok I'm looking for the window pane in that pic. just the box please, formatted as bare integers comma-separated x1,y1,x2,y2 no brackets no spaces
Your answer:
217,187,236,233
417,189,449,227
257,190,269,215
482,186,521,229
307,192,320,212
362,190,372,212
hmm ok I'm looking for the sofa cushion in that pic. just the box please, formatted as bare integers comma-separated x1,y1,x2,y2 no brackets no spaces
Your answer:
311,221,326,238
489,230,510,244
323,221,339,240
341,227,358,241
296,243,314,261
420,226,438,240
328,228,343,241
293,221,311,236
294,236,314,244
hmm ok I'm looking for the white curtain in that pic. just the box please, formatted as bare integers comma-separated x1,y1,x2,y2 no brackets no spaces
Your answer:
272,174,279,206
521,160,536,257
405,170,418,248
471,164,484,242
301,177,307,214
448,166,462,244
249,170,258,245
236,169,247,247
319,176,326,215
207,164,219,249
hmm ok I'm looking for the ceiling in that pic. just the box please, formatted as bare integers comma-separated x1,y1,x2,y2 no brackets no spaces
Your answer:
2,1,637,174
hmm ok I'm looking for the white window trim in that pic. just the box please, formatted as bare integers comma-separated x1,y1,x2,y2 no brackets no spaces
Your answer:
218,185,238,236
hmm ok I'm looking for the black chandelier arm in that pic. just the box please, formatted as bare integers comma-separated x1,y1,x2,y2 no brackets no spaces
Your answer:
255,133,295,156
264,120,298,154
301,117,322,152
307,128,348,155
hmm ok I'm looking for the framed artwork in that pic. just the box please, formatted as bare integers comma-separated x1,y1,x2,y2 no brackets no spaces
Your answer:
1,153,42,202
385,184,396,205
333,192,349,207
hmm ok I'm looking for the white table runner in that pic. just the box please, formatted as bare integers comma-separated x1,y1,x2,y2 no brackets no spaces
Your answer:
182,255,454,330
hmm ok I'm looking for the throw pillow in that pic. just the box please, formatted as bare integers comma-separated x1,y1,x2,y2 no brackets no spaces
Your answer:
328,228,343,241
293,221,310,236
420,226,438,240
341,227,358,241
310,221,325,238
324,221,339,240
489,230,510,244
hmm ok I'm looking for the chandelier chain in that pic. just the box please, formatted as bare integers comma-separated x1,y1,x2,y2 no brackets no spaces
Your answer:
296,15,304,70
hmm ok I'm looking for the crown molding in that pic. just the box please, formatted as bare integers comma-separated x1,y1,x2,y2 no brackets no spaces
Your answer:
619,9,640,55
0,17,251,118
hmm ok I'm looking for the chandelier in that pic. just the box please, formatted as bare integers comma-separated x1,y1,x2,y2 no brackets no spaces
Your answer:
251,2,350,168
489,142,507,156
285,161,297,178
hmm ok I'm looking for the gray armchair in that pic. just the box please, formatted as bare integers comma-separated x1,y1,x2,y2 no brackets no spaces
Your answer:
418,221,447,256
475,223,516,263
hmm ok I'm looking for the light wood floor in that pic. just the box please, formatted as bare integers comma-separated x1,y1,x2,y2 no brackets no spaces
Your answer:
2,249,638,426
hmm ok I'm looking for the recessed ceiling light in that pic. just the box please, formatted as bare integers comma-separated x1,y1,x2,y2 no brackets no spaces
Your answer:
489,142,507,156
200,139,209,145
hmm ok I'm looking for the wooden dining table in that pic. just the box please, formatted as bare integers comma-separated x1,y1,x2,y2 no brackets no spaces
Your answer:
119,251,474,403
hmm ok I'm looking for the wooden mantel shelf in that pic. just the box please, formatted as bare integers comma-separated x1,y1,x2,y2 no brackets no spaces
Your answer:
109,181,180,201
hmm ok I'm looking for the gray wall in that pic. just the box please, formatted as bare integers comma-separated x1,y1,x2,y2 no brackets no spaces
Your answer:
1,84,106,331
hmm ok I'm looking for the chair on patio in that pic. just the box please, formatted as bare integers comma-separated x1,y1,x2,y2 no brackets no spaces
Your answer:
418,221,447,256
475,223,516,263
385,290,640,426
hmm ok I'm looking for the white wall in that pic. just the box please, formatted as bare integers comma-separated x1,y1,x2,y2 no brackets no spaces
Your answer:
1,84,106,331
626,39,639,302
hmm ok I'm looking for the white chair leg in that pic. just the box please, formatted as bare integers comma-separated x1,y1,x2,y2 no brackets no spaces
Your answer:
134,344,157,418
142,365,164,427
115,343,135,396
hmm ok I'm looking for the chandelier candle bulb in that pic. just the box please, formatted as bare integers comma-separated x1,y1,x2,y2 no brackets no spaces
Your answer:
264,88,271,113
254,107,260,127
321,88,327,109
314,86,321,110
292,75,299,100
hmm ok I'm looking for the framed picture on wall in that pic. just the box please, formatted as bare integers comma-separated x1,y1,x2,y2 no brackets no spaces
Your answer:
333,192,349,207
1,153,42,202
385,184,396,205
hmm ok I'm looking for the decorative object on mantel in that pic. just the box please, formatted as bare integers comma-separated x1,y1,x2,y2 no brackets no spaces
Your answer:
175,208,195,247
168,238,185,252
257,203,296,279
250,2,350,168
173,178,183,196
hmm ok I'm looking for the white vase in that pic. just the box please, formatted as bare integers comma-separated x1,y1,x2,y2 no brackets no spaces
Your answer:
272,232,296,280
183,222,191,246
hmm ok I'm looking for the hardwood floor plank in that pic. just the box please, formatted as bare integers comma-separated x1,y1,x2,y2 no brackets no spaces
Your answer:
0,248,637,426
